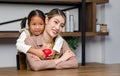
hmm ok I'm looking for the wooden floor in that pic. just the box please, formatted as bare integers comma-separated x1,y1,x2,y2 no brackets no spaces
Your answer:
0,63,120,76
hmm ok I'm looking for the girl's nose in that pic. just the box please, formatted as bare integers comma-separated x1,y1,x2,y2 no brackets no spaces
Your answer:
36,25,40,28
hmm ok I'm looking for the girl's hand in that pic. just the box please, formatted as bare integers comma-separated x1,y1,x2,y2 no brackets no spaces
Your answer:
37,49,46,60
28,48,46,60
45,49,56,60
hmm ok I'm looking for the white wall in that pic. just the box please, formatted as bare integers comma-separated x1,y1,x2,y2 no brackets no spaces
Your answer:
0,3,78,31
104,0,120,64
0,38,17,67
0,0,119,67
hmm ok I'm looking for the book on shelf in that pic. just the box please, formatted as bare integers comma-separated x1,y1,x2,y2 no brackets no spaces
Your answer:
63,11,77,32
65,11,70,32
69,15,74,32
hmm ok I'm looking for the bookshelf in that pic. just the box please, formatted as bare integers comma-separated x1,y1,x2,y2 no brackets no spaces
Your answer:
0,31,19,38
0,0,109,38
0,31,109,38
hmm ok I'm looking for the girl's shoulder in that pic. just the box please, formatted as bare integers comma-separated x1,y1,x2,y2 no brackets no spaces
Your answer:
19,28,30,37
55,35,64,41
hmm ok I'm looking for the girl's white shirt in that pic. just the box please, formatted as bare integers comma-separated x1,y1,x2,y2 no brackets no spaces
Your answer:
16,28,63,54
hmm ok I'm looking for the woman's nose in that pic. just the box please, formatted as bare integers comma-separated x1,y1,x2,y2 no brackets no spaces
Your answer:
55,24,60,30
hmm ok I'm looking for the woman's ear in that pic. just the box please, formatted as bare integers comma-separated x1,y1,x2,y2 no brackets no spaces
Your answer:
45,16,49,25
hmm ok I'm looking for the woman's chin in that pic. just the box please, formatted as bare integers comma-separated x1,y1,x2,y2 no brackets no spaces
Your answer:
51,33,58,38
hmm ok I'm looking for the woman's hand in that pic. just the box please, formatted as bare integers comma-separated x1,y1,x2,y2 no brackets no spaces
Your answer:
30,54,41,61
54,50,75,65
60,50,75,61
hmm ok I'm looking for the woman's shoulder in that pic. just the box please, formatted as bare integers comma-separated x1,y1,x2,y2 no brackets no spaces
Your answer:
26,34,43,40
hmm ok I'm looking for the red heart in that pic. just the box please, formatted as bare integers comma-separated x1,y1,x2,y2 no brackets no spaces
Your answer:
43,49,52,57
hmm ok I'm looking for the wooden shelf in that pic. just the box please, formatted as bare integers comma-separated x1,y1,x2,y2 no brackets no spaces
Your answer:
0,0,109,38
60,32,109,37
0,31,109,38
0,0,109,5
0,31,19,38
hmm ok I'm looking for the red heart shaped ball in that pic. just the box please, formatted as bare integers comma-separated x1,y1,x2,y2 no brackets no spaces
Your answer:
43,49,52,57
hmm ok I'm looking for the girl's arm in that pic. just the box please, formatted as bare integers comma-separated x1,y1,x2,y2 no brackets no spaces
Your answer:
16,29,45,59
16,30,31,54
53,35,64,53
27,47,45,60
24,36,46,59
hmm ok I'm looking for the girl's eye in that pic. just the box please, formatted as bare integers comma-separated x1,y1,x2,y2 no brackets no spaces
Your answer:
32,23,36,26
39,23,43,25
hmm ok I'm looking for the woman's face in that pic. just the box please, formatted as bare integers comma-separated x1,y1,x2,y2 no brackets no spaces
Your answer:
29,16,45,36
45,15,65,38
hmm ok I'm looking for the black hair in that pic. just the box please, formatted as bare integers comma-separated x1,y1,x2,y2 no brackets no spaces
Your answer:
21,9,45,29
47,8,66,25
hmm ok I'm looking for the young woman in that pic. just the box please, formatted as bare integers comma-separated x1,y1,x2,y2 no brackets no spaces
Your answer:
25,8,78,71
16,9,64,59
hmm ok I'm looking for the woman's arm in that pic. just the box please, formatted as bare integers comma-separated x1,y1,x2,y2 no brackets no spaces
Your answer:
56,57,78,69
55,40,79,69
26,53,56,71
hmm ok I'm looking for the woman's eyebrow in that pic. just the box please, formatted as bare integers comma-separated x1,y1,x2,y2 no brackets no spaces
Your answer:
55,18,59,22
54,18,64,25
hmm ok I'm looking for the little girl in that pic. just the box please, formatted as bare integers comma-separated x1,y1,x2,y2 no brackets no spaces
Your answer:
16,9,64,59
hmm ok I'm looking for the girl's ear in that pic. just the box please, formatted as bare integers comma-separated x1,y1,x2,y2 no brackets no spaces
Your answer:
45,16,49,25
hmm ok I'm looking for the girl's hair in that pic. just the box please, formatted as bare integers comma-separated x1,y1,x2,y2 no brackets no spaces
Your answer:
21,9,45,29
47,8,66,25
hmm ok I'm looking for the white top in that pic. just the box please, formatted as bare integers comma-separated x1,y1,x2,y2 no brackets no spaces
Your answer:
16,28,63,53
53,35,63,52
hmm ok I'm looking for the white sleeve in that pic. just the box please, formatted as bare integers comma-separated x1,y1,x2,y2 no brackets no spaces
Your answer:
53,35,64,53
16,31,31,54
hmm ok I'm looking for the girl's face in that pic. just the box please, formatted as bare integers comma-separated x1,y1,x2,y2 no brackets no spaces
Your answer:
29,16,45,36
45,15,65,38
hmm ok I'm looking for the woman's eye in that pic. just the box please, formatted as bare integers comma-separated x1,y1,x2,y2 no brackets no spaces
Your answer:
54,21,58,24
61,25,64,28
